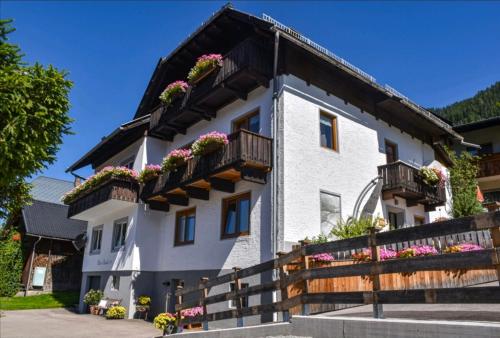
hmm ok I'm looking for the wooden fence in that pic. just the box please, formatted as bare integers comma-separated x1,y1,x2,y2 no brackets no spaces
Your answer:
175,212,500,328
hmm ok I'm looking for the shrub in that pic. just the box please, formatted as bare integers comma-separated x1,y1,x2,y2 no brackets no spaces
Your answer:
138,165,162,183
419,166,445,186
0,230,24,297
154,312,177,333
330,217,373,240
83,289,103,306
187,54,223,83
137,295,151,306
106,305,126,319
159,81,188,106
191,131,228,156
161,149,192,172
181,306,204,318
62,166,138,204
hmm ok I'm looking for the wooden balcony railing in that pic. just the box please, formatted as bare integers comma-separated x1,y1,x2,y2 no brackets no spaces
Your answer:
141,130,272,206
378,161,446,211
478,153,500,178
67,177,139,218
150,38,272,139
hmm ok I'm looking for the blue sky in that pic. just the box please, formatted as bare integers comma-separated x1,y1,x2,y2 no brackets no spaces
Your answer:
3,1,500,182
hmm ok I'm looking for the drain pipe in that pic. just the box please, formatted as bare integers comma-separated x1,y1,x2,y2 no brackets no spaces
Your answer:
271,29,280,322
26,236,42,295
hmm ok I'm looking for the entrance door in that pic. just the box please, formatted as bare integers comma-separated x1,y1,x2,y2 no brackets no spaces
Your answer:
87,276,101,291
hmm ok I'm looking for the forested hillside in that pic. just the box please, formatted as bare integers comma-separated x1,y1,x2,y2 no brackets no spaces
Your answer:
429,82,500,126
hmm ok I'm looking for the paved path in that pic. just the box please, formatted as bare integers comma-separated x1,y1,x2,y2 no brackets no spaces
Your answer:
0,308,160,338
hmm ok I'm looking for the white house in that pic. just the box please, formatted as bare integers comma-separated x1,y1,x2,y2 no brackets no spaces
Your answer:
66,6,465,322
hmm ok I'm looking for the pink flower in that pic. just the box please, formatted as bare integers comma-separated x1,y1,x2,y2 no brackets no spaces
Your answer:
181,306,204,318
311,253,335,262
196,54,223,66
165,80,189,92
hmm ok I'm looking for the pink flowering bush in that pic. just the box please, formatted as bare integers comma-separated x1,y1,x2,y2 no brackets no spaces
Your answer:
396,245,438,258
444,243,484,254
181,306,204,318
62,166,138,204
138,164,162,183
352,248,396,262
311,253,335,263
159,80,189,106
187,54,223,83
191,131,229,156
161,148,192,172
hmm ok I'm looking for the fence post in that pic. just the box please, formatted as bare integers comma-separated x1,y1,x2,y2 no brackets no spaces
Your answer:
232,267,244,327
199,277,209,331
490,226,500,285
176,285,184,333
369,227,384,319
277,251,290,322
299,240,310,316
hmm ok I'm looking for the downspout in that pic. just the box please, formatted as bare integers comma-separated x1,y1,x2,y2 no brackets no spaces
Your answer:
26,236,42,295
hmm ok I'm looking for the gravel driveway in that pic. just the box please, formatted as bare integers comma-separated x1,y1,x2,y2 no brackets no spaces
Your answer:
0,308,159,338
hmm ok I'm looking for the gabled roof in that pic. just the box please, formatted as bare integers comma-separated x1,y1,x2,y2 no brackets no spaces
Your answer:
31,176,74,205
22,200,86,240
454,116,500,133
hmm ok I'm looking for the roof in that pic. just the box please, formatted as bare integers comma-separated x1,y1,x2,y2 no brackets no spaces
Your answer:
66,114,150,172
454,116,500,133
22,200,86,240
31,176,74,205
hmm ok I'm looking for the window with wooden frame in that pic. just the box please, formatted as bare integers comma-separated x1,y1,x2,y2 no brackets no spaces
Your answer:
384,139,398,164
221,192,251,239
175,208,196,246
319,111,338,151
233,109,260,134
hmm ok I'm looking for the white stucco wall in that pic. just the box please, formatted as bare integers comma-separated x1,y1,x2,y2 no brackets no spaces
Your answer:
281,75,439,243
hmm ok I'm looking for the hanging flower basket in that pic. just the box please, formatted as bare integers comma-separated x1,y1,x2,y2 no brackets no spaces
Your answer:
159,81,189,107
191,131,229,156
162,149,192,172
187,54,223,85
419,166,445,187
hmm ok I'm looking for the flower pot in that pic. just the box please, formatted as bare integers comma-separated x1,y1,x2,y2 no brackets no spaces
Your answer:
197,142,224,156
162,324,177,336
89,305,99,315
190,65,220,85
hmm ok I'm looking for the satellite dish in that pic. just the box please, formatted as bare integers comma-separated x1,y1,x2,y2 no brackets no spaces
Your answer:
73,233,87,251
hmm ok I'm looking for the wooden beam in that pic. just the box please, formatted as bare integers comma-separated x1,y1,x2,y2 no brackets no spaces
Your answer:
241,167,267,184
165,193,189,206
184,186,209,200
148,201,170,212
209,177,235,193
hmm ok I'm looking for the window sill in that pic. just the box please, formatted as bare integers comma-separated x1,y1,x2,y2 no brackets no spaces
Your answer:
89,250,101,256
220,232,250,240
174,241,195,247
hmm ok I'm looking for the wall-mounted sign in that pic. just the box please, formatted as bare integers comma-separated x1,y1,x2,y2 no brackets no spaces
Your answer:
32,267,46,287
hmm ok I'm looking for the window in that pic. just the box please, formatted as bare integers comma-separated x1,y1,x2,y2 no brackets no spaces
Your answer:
229,282,249,308
175,208,196,246
112,218,127,251
111,275,120,291
120,156,135,169
320,192,341,235
221,192,251,238
319,112,338,151
414,216,425,226
90,226,103,254
385,140,398,163
233,110,260,133
388,211,405,230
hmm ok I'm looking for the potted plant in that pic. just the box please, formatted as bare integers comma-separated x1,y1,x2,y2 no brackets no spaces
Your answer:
181,306,204,329
136,295,151,314
138,165,162,183
154,312,178,336
159,80,189,107
187,54,223,85
161,149,192,172
191,131,229,156
105,305,126,319
83,289,103,315
419,166,445,187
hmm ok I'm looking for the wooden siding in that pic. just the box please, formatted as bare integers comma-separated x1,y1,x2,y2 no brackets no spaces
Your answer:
479,153,500,178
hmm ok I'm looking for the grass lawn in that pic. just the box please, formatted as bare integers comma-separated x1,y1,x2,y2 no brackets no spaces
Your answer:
0,291,80,311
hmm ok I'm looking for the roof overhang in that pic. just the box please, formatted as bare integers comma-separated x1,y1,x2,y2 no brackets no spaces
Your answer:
454,117,500,133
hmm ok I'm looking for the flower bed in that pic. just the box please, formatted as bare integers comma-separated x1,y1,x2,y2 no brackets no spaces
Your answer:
62,166,138,204
159,80,189,106
138,165,162,183
191,131,228,156
187,54,223,84
162,149,192,172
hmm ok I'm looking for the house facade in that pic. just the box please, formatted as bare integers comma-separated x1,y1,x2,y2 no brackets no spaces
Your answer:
66,6,465,321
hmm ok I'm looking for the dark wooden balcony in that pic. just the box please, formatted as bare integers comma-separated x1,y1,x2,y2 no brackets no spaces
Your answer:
378,161,446,211
149,38,273,140
478,153,500,178
67,177,139,219
141,130,272,211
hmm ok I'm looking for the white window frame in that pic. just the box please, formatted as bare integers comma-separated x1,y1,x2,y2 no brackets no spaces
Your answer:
320,190,342,235
112,218,128,252
90,225,103,254
111,275,120,291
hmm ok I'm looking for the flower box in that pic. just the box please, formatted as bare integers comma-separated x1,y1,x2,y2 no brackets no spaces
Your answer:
162,149,192,172
188,54,223,85
159,81,189,107
191,131,229,156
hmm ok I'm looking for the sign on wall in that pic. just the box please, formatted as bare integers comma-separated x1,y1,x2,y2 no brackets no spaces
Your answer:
32,267,47,287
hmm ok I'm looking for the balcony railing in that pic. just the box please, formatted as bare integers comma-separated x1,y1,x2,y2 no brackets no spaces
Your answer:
478,153,500,178
141,130,272,207
378,161,446,211
150,38,272,139
67,177,139,219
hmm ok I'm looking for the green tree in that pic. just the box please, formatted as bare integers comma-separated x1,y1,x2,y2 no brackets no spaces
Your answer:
447,150,484,218
0,19,73,219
